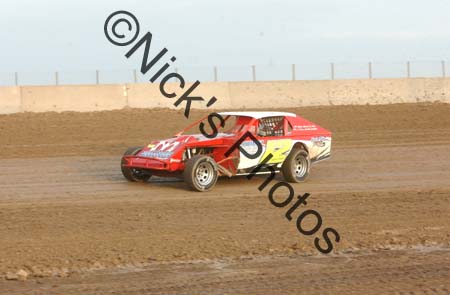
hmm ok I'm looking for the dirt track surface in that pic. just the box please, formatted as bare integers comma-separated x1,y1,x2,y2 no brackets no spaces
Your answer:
1,103,450,294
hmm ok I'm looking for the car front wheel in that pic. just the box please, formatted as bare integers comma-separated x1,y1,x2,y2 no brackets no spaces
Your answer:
184,155,218,192
121,146,152,182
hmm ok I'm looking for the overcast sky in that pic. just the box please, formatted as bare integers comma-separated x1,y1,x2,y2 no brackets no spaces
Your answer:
1,0,449,73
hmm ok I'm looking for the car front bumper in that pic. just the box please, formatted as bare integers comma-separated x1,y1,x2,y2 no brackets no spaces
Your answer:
122,155,182,171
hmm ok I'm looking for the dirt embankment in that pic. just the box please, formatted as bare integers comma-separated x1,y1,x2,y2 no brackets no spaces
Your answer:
1,103,449,158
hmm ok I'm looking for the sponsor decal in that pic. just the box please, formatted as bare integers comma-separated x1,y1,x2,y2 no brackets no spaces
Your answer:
139,150,173,159
241,140,264,155
141,139,180,158
311,136,329,147
294,125,317,131
150,140,180,152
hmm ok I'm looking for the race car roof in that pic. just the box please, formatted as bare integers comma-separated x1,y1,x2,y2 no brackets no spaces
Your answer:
218,111,296,119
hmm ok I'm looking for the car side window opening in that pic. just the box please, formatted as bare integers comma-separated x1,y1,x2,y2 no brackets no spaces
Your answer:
286,120,293,135
257,116,284,137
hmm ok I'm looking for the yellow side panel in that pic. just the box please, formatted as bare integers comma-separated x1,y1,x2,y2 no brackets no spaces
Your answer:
260,139,292,164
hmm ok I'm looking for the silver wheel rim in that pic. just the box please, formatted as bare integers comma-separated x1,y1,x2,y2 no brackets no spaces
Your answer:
195,161,215,187
294,155,308,178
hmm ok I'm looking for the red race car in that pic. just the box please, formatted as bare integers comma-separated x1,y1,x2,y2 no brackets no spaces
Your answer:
121,112,331,191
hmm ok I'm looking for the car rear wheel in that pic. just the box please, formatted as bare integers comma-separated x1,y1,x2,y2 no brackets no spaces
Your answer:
184,155,218,192
282,148,310,183
121,146,152,182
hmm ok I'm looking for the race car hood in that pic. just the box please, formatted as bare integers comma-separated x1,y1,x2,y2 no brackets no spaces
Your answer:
136,133,235,159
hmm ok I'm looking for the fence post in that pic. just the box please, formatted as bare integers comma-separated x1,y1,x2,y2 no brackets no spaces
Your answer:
442,61,446,78
133,69,138,83
55,71,59,85
96,70,100,84
330,63,335,80
14,72,19,86
292,64,296,81
252,65,256,81
406,61,411,78
214,66,218,82
368,62,372,79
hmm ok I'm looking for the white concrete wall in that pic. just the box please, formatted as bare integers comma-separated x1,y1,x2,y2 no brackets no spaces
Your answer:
20,85,127,112
0,87,22,114
1,78,449,114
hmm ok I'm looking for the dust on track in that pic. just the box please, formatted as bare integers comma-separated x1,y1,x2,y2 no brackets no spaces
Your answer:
0,103,450,294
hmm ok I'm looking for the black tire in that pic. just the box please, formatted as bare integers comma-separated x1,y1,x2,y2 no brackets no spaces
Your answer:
121,146,152,182
282,148,310,183
183,155,218,192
